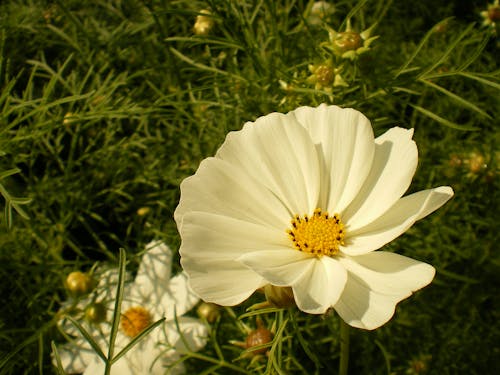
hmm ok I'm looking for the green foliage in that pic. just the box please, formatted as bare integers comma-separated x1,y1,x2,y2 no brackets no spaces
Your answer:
0,0,498,374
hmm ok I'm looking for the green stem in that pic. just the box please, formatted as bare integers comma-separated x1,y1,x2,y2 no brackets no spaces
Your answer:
339,318,350,375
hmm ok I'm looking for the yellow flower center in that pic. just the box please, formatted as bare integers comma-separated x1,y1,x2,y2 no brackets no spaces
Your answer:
287,208,345,257
120,306,151,338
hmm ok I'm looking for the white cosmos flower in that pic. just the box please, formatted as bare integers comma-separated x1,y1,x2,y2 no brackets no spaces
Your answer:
55,241,207,374
175,104,454,330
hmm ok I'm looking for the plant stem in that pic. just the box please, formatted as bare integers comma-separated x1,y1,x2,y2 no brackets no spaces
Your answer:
339,318,350,375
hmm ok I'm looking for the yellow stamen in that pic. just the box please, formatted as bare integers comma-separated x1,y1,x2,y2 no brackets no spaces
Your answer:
287,208,345,257
120,306,151,338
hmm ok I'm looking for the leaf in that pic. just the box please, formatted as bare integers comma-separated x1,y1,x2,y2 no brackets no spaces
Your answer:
419,79,491,118
395,18,454,78
66,316,107,363
50,341,67,375
409,104,479,131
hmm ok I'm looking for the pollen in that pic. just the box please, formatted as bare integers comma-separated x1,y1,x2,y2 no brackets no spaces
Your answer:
120,306,151,338
287,208,345,257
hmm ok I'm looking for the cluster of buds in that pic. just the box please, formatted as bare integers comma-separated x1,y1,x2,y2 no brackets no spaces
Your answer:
306,60,347,92
64,271,108,324
324,20,378,60
446,150,497,183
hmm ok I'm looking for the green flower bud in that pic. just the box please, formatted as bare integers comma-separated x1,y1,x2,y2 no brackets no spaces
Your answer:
264,285,295,308
197,302,220,323
65,271,93,296
84,302,107,324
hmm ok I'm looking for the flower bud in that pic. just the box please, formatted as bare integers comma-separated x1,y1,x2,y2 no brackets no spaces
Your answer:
488,5,500,22
63,112,77,126
136,207,150,216
466,152,487,174
194,10,214,35
84,302,107,324
65,271,93,296
481,1,500,27
310,64,335,87
197,302,220,323
307,1,335,26
245,327,273,355
331,31,363,54
264,285,295,308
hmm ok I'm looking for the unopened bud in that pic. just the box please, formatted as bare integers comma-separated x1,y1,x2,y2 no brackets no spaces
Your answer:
264,285,295,308
194,10,214,35
467,152,487,174
136,207,150,216
85,302,107,324
332,31,362,54
65,271,93,296
488,6,500,22
197,302,220,323
245,327,273,355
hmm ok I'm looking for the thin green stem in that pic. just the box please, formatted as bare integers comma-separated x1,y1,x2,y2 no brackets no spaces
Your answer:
339,319,350,375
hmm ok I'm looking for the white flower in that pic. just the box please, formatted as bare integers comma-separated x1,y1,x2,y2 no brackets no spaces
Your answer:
55,241,207,374
175,104,454,330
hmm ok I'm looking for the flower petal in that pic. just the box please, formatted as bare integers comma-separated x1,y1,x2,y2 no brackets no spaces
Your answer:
175,157,291,231
129,241,173,306
159,272,200,320
343,127,418,231
342,186,453,256
162,317,209,353
215,111,321,215
292,105,375,213
179,212,287,305
334,252,435,329
55,340,96,374
292,256,348,314
238,249,315,286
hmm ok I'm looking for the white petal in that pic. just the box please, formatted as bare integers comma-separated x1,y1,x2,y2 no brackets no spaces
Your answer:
124,339,166,374
180,212,288,305
175,157,291,231
55,340,96,374
238,249,316,286
292,105,375,213
179,211,288,260
130,241,173,306
162,317,208,353
159,272,200,320
344,127,418,231
215,111,321,215
181,258,263,306
292,256,348,314
334,252,435,330
343,186,453,255
83,357,108,375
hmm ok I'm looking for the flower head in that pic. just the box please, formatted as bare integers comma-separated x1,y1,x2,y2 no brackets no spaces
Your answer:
175,105,453,330
54,241,207,374
325,20,378,60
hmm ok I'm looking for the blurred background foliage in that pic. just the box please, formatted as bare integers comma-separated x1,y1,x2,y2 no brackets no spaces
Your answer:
0,0,498,373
